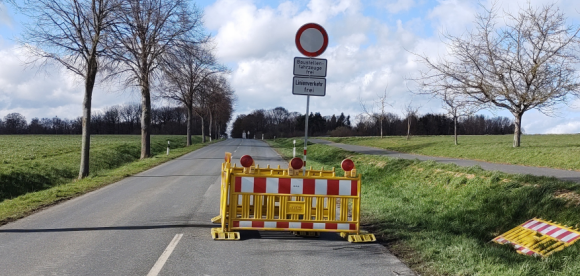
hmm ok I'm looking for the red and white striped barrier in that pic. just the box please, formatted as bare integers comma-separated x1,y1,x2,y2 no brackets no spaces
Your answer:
521,219,580,243
234,177,358,196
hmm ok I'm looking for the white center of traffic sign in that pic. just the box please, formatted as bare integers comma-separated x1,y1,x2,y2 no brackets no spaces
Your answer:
300,28,324,52
295,23,328,57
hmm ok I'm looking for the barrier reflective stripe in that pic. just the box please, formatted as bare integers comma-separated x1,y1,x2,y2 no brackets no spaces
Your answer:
235,177,357,196
514,245,537,256
233,221,357,230
520,219,580,243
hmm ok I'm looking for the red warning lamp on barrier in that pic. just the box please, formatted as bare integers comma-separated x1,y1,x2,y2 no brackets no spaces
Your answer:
341,159,356,178
290,157,304,170
341,159,355,171
240,155,254,168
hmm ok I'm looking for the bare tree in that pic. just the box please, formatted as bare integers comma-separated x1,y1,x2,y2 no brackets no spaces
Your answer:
159,42,224,145
441,90,479,145
205,75,234,140
21,0,118,178
360,86,392,138
193,74,229,142
414,3,580,147
403,101,420,140
109,0,206,158
3,113,27,134
119,102,141,132
415,77,480,145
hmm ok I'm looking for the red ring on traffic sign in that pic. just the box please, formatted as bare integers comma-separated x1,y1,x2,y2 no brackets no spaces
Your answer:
295,23,328,57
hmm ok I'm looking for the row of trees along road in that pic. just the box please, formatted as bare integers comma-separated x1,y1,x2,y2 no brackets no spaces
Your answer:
413,3,580,147
0,104,225,136
231,107,514,139
12,0,232,179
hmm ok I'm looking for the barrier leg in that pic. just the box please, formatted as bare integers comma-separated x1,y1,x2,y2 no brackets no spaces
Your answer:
211,228,240,240
211,163,240,241
211,215,221,224
346,234,377,243
341,231,377,243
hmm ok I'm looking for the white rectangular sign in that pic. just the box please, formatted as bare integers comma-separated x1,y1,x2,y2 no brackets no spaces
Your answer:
293,57,327,77
293,77,326,96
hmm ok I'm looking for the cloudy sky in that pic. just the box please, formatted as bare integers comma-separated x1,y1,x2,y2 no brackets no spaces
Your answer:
2,0,580,134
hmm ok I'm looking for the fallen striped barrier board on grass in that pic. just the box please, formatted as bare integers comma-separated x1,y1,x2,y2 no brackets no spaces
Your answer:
492,218,580,257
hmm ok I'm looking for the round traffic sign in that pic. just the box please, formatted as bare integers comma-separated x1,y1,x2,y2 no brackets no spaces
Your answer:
295,23,328,57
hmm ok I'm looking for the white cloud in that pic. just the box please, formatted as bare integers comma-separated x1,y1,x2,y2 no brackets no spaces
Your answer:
205,0,363,62
205,0,296,62
0,45,137,121
544,121,580,134
0,47,81,110
427,0,476,36
385,0,416,13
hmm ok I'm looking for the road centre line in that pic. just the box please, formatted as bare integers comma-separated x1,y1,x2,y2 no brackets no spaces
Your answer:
147,233,183,276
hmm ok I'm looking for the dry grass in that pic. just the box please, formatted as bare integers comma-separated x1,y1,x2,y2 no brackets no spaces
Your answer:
554,190,580,207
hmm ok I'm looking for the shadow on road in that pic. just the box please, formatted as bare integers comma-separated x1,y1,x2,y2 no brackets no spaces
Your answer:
239,230,349,242
175,157,224,160
0,224,214,233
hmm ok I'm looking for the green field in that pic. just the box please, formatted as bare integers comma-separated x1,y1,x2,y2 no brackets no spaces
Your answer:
268,138,580,276
0,135,205,223
324,135,580,171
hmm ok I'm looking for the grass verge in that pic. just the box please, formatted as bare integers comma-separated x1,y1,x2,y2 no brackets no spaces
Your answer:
0,135,210,225
324,135,580,171
268,138,580,276
0,135,201,201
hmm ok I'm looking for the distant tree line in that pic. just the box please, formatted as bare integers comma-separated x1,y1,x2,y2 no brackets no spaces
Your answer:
0,103,227,138
354,113,514,137
230,107,514,139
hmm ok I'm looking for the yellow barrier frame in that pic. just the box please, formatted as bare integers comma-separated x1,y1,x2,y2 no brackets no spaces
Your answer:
211,153,375,242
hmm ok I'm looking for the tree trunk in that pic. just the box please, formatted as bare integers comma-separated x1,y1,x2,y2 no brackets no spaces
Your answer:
513,112,523,147
201,116,205,143
186,106,192,146
209,111,212,142
380,117,383,138
78,57,98,179
140,78,151,158
406,117,411,140
454,116,458,146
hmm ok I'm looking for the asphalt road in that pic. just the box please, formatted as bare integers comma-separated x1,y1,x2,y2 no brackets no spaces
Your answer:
310,138,580,183
0,139,415,276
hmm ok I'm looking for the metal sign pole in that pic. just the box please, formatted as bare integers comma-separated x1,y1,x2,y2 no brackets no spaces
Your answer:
295,23,328,176
303,95,310,176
